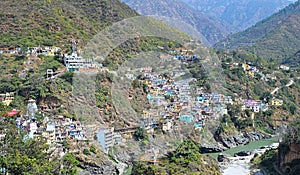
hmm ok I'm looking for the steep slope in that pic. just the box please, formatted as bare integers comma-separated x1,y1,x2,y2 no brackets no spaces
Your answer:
0,0,137,47
132,140,221,175
282,50,300,67
180,0,294,32
277,121,300,175
121,0,232,45
215,0,300,60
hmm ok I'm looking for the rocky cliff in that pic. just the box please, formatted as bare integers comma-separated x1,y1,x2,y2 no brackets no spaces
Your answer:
277,142,300,174
277,121,300,175
215,131,270,149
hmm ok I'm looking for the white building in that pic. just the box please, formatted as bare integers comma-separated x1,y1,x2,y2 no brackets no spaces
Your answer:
279,65,290,71
63,40,102,72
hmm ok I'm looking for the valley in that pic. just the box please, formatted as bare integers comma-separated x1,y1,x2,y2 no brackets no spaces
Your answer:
0,0,300,175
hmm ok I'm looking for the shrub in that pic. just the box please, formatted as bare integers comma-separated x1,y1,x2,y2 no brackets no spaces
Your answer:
133,128,148,141
83,149,90,155
90,146,97,154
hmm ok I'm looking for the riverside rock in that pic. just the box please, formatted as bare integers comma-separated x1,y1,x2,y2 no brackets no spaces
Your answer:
200,143,227,153
234,151,252,157
216,131,269,148
218,154,231,162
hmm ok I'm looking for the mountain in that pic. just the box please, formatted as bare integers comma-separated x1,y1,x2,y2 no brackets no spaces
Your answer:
283,50,300,67
215,0,300,60
180,0,295,32
0,0,138,47
121,0,233,45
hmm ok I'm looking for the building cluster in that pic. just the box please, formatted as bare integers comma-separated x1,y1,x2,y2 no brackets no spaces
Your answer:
0,46,61,56
0,43,103,73
26,46,61,56
63,51,102,72
1,99,86,147
236,97,283,113
240,99,269,113
0,92,15,106
15,115,86,144
242,63,260,78
167,49,199,62
279,65,290,71
133,67,232,133
0,47,21,54
131,59,284,133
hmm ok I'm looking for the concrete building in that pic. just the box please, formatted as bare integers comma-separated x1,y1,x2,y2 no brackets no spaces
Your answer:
162,120,173,132
27,99,38,119
63,40,102,72
97,128,114,154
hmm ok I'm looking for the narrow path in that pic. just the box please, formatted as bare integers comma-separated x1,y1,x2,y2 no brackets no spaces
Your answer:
270,79,294,95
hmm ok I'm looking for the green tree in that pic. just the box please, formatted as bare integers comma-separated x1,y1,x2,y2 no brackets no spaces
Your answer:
61,153,79,175
227,104,242,118
133,128,148,141
83,149,90,155
0,122,79,175
289,104,297,115
0,122,56,174
90,145,97,154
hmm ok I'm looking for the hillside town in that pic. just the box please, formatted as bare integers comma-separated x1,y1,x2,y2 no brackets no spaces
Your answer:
1,0,300,174
0,45,286,157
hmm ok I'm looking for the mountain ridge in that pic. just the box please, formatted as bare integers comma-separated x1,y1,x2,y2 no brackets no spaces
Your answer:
121,0,233,45
215,0,300,61
180,0,295,32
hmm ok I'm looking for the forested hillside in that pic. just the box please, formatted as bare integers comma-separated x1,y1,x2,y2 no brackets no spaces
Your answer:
0,0,137,47
122,0,232,45
180,0,294,32
215,0,300,61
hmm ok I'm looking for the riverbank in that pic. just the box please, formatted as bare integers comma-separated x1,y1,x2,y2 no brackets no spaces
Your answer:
206,137,279,175
221,154,269,175
207,137,278,159
222,155,253,175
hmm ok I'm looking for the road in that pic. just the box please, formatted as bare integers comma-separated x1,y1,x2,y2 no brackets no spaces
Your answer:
270,79,294,95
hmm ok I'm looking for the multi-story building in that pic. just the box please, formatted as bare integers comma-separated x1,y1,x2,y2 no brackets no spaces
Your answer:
97,128,114,154
63,41,102,72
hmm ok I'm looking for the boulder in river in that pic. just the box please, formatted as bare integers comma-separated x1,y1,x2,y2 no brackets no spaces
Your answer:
218,153,230,162
234,151,252,157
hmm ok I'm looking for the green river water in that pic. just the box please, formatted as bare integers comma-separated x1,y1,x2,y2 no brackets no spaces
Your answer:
207,137,279,159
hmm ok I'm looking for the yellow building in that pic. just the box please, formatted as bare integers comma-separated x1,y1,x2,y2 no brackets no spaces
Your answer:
241,105,247,111
247,71,255,78
269,99,283,106
142,110,150,118
1,92,14,106
242,63,251,71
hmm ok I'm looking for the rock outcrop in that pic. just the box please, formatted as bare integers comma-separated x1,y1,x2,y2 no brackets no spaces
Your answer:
200,143,227,153
38,96,61,111
217,154,231,163
216,131,270,148
277,142,300,174
77,155,118,175
234,151,252,157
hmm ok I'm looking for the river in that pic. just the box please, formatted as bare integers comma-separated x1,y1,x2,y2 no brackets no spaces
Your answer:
207,137,279,175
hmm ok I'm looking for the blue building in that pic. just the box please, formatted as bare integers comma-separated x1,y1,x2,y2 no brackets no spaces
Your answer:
179,115,194,123
97,128,114,154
